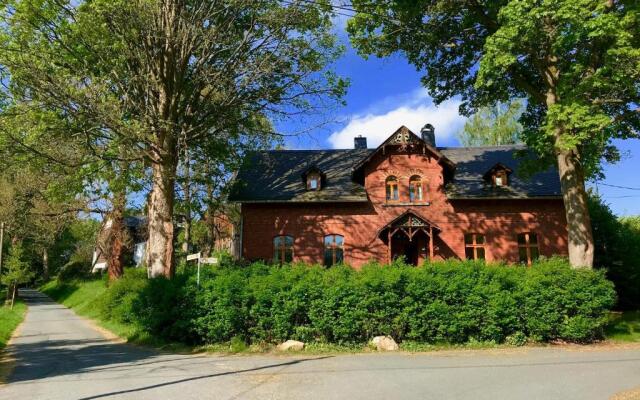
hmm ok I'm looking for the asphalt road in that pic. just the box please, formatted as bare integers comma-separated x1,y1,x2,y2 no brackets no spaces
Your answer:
1,289,640,400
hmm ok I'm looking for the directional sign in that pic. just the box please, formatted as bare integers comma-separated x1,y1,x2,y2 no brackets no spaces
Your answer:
186,252,201,261
200,257,218,265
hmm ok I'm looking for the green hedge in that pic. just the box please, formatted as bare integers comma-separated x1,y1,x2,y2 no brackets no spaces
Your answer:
98,257,615,346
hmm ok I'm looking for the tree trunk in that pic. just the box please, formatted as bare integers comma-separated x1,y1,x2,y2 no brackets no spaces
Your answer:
205,174,216,257
10,283,16,309
182,217,191,254
556,148,595,268
544,78,595,268
181,152,192,254
107,189,126,281
42,248,49,281
146,160,177,278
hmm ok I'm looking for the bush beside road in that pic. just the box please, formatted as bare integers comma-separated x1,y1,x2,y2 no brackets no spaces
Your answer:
42,258,617,351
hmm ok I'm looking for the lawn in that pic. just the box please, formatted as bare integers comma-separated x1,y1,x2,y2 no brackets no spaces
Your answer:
605,311,640,342
0,300,27,350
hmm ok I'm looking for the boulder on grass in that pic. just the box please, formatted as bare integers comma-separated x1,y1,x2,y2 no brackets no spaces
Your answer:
370,336,399,351
277,340,305,352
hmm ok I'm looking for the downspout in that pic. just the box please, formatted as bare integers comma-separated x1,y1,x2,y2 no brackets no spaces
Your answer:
237,204,244,261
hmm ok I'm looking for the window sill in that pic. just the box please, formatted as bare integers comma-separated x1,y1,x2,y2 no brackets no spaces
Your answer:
383,202,431,207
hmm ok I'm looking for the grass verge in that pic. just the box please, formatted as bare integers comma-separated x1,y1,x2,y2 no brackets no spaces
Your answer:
605,311,640,342
0,300,27,350
40,279,191,352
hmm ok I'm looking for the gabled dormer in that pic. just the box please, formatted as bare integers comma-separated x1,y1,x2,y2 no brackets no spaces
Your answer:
302,165,325,191
483,163,513,187
351,125,456,185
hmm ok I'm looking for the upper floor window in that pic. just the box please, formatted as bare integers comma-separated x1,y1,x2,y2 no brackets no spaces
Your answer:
409,175,423,202
464,233,486,260
517,233,539,265
274,235,294,264
493,170,508,187
307,172,321,190
484,163,512,187
386,176,399,201
324,234,344,266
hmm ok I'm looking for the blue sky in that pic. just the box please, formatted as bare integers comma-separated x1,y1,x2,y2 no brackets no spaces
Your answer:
278,20,640,217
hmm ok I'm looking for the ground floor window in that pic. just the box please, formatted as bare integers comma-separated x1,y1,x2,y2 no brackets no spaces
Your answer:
274,235,294,264
464,233,486,260
324,234,344,266
517,233,539,265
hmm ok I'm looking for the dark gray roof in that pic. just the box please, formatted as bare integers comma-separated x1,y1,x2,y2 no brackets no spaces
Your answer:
440,145,561,199
228,145,561,203
229,149,372,202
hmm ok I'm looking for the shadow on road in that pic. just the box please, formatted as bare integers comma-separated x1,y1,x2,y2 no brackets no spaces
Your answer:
7,289,333,400
76,357,332,400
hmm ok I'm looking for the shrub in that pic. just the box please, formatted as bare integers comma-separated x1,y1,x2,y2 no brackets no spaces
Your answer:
57,260,93,281
93,258,615,346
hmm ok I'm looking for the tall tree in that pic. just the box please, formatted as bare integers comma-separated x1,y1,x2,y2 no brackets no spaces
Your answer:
0,0,345,278
457,100,523,146
1,242,34,308
348,0,640,267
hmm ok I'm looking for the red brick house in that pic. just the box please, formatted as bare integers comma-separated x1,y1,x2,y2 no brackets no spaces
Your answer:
229,125,568,267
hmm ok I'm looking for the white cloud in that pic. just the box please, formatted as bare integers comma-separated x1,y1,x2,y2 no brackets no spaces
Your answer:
327,91,466,149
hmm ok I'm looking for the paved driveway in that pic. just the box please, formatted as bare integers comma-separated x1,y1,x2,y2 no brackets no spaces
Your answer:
1,289,640,400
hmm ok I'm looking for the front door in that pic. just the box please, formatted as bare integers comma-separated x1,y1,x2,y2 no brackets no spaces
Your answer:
391,232,428,266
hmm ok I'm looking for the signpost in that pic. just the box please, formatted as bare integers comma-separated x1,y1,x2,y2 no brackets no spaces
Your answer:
186,253,219,286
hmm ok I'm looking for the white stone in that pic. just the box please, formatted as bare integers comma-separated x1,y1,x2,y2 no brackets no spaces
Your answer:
370,336,399,351
276,340,305,351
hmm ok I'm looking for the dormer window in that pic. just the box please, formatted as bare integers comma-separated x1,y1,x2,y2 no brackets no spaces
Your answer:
307,172,321,190
483,163,513,188
494,170,507,187
302,166,324,191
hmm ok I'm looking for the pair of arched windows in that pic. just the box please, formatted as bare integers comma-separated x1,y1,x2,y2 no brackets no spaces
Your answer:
385,175,423,202
273,234,344,266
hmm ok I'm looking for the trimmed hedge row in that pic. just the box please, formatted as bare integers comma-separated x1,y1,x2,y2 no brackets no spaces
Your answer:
99,257,616,345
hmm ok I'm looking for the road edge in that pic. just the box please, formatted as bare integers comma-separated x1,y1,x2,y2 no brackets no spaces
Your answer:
0,304,28,386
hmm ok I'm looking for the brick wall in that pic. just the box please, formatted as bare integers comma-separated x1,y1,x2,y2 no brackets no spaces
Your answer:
240,150,568,267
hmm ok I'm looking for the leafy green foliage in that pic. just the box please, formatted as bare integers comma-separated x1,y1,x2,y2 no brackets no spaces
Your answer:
456,100,524,146
589,194,640,309
1,243,35,289
57,259,615,346
348,0,639,177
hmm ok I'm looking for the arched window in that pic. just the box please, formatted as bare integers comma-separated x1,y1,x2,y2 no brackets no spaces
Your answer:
324,234,344,266
409,175,423,202
385,176,399,201
274,235,294,264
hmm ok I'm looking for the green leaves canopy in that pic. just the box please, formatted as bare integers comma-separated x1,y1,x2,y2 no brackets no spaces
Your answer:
348,0,639,176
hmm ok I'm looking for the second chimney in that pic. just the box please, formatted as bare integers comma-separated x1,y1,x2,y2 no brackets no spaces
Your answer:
354,135,367,149
421,124,436,147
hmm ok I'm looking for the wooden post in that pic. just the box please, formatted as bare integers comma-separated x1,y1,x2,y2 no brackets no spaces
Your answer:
429,226,434,260
0,221,4,274
387,230,391,264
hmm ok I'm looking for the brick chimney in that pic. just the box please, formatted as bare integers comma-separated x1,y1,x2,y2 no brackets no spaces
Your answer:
421,124,435,147
354,135,367,149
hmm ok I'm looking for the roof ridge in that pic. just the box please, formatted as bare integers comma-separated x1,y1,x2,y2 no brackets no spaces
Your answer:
258,148,372,153
439,144,526,150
